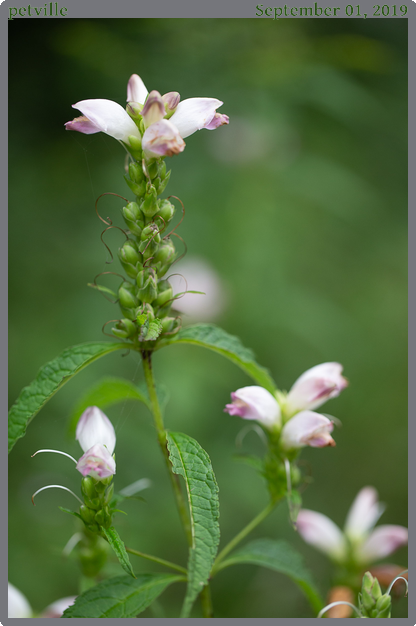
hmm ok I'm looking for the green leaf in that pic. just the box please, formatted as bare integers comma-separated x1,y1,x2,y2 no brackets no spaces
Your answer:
8,342,129,454
102,526,136,579
68,377,150,435
166,432,220,618
162,324,276,393
146,319,163,341
87,282,118,300
61,573,184,618
218,538,324,614
58,506,84,522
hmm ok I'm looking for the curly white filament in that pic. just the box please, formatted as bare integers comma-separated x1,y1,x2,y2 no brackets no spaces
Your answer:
387,574,408,597
62,532,84,557
31,485,83,506
317,601,362,618
235,423,268,449
31,449,77,464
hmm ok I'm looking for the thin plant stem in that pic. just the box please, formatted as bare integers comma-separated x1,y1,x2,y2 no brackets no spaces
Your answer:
141,350,192,546
200,584,214,618
211,500,278,576
125,546,187,575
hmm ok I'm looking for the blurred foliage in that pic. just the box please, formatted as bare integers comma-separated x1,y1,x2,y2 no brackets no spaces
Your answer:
9,18,407,618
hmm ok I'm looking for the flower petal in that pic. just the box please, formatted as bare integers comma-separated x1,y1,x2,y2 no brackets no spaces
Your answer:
224,385,281,429
357,525,408,563
344,487,385,540
65,115,101,134
141,90,166,127
72,99,141,144
142,119,185,158
76,406,116,454
280,410,335,450
127,74,148,105
286,362,348,414
205,112,230,130
76,443,116,480
297,510,347,561
8,583,32,618
41,597,77,618
170,97,226,138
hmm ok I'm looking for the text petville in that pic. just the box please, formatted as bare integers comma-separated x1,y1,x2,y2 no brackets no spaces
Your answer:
9,3,67,19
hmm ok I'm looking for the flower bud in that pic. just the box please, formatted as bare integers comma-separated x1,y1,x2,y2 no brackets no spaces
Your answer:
105,482,115,504
280,411,335,450
154,237,176,265
76,406,116,454
124,175,146,198
140,223,161,244
95,505,112,528
81,475,96,499
161,316,177,333
158,160,167,180
128,161,145,184
156,199,175,224
118,240,143,278
147,160,159,180
285,363,348,416
118,281,139,309
76,444,116,481
224,386,281,430
359,572,391,618
137,303,155,323
122,201,142,223
136,269,158,304
162,91,180,117
156,280,173,307
141,90,166,128
80,504,96,524
112,318,137,339
141,185,159,217
126,101,143,122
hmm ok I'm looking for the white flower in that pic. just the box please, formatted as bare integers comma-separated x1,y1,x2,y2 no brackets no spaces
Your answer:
224,386,281,430
41,596,77,618
8,583,32,618
76,406,116,454
66,73,229,158
285,362,348,416
297,486,408,565
76,443,116,480
280,410,335,450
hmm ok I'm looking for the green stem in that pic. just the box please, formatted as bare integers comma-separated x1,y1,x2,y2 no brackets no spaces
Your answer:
142,350,192,546
200,584,214,618
211,500,278,577
125,546,187,575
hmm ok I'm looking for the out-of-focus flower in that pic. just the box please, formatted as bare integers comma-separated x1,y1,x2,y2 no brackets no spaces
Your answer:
280,410,335,450
224,386,281,430
66,73,228,158
325,586,355,618
297,487,408,565
284,362,348,417
76,406,116,454
40,596,77,618
76,443,116,480
169,257,227,321
8,583,32,618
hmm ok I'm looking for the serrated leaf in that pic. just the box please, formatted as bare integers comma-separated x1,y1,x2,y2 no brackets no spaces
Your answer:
161,324,276,393
166,432,220,618
218,538,324,614
61,573,183,618
102,526,136,579
68,377,150,435
146,319,163,341
8,342,129,454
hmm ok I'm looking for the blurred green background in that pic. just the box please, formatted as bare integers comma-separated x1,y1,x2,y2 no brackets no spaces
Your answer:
9,18,407,618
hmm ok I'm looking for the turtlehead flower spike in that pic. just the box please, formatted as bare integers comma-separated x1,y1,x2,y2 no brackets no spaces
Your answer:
76,443,116,480
224,385,281,430
297,486,408,566
280,411,335,450
66,73,229,158
284,362,348,417
76,406,116,454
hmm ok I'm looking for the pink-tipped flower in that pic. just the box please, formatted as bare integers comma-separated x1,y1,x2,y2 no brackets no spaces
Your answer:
76,443,116,480
8,583,32,618
285,362,348,416
224,386,281,430
76,406,116,454
127,73,148,104
41,596,77,618
142,119,185,159
297,486,408,566
280,410,335,450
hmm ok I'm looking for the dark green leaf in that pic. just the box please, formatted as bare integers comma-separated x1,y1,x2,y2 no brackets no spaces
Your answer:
68,377,150,435
167,431,220,618
102,526,136,579
218,538,324,614
161,324,276,393
61,573,183,617
8,342,129,454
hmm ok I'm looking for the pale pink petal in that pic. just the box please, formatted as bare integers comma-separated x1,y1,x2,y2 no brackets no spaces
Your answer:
142,119,185,158
65,115,101,134
357,525,408,563
286,362,348,414
344,487,385,540
41,597,77,618
205,112,230,130
8,583,32,618
76,406,116,454
72,99,141,144
141,90,166,127
169,98,226,138
297,510,347,561
127,74,148,105
163,91,180,111
224,386,281,429
280,411,335,450
76,443,116,480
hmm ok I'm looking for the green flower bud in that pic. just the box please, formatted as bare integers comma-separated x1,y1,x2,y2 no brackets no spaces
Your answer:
156,280,173,307
118,240,143,278
88,497,102,510
128,161,145,184
158,160,167,180
112,318,137,339
136,269,158,304
157,169,171,195
137,303,155,322
153,176,162,192
95,506,112,528
154,238,175,264
141,185,158,218
80,504,97,525
126,101,143,121
118,282,138,309
161,316,179,333
124,176,146,198
122,202,144,237
375,594,392,618
147,160,159,180
359,572,387,618
119,305,137,321
81,476,96,500
156,199,175,224
104,483,114,504
127,135,142,151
